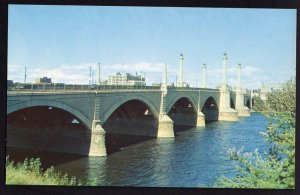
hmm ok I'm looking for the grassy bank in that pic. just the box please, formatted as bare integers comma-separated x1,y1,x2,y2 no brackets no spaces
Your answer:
5,156,82,185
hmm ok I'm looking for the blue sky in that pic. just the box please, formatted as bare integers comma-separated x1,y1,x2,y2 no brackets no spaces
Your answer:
8,5,296,89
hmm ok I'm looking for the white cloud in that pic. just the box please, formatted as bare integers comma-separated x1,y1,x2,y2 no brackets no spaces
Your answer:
7,62,172,85
7,62,265,89
7,64,24,81
183,65,262,89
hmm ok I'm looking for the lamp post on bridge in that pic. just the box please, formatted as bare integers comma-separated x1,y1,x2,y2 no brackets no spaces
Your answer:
237,63,241,90
97,63,101,85
218,52,238,121
178,54,184,87
235,63,251,117
203,63,206,88
89,66,92,86
222,52,228,89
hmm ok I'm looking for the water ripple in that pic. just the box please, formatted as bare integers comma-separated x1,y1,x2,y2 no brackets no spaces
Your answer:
55,113,269,187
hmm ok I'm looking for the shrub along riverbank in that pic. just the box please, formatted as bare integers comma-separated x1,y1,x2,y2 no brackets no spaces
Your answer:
6,156,82,185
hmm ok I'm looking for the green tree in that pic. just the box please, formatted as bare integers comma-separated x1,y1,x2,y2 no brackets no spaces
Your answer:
252,95,266,111
215,79,295,188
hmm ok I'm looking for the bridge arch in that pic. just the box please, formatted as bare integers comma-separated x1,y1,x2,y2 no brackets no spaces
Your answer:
102,95,159,124
246,99,251,109
199,94,219,110
7,99,92,129
166,95,197,114
201,96,219,121
102,95,159,136
167,96,198,127
230,97,235,109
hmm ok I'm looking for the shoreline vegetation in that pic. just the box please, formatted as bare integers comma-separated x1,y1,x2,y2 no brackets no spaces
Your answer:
5,156,82,185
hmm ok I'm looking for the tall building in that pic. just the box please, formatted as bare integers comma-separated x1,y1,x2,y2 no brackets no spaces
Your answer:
108,73,145,86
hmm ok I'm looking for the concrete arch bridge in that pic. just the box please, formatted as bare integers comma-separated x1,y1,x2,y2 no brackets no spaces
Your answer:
7,86,251,156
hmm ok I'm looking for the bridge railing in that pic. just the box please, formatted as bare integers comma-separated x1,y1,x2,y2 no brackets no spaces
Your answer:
214,85,251,95
7,83,244,93
7,83,225,93
7,83,162,92
167,86,219,92
231,87,252,95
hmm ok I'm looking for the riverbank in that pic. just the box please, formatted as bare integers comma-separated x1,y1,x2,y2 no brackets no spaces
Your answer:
5,156,82,185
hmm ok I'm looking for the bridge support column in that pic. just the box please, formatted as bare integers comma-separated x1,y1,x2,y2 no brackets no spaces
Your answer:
235,90,251,117
157,63,175,138
89,120,107,156
219,87,239,121
235,64,250,117
218,52,238,121
88,93,107,156
196,90,205,127
158,114,174,137
196,111,205,126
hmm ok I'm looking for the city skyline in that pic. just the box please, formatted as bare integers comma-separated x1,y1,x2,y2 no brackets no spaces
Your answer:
7,5,296,89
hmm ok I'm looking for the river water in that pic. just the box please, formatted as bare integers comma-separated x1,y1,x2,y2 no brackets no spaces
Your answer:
6,112,270,187
45,112,268,187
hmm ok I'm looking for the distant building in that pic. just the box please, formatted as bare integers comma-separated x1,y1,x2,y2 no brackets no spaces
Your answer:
251,89,261,97
35,77,52,84
108,73,145,86
261,82,283,93
260,82,283,101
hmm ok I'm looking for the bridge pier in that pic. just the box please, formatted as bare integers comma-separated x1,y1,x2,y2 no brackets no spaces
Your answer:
218,87,238,121
157,114,174,137
235,91,251,117
196,90,205,127
218,53,238,121
88,120,107,156
88,94,107,156
157,63,175,137
196,111,205,126
235,64,251,117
